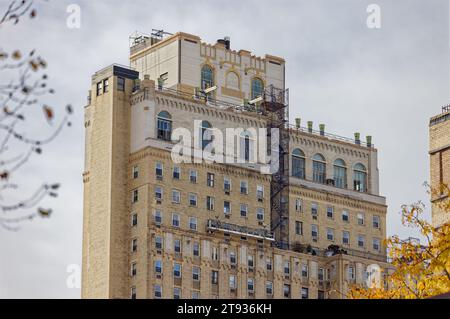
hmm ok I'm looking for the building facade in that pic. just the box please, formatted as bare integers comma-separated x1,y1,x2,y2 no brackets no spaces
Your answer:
429,106,450,228
82,32,390,299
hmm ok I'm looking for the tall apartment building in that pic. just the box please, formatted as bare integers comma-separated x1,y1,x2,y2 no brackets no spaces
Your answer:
429,106,450,227
82,31,390,299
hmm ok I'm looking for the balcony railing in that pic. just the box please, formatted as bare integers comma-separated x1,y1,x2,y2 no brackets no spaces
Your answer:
206,219,274,241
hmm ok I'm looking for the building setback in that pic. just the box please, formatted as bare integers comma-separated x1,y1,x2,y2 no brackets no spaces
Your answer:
82,31,391,299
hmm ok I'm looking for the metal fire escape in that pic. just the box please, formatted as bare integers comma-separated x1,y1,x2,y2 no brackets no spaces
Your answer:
262,85,290,250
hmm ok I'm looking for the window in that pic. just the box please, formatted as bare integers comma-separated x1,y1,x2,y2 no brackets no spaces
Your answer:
248,255,254,269
247,278,254,292
172,214,180,228
224,176,231,191
173,166,181,180
131,262,137,277
193,241,200,257
295,198,302,212
283,284,291,298
318,268,324,281
117,76,125,91
211,271,219,284
312,153,326,184
103,78,109,93
240,204,248,217
155,236,163,250
284,261,290,275
357,212,365,226
327,206,333,219
189,170,197,183
229,251,236,265
154,285,162,298
154,260,162,274
207,172,215,187
157,111,172,141
132,189,139,203
240,180,248,194
353,163,367,192
189,217,197,231
240,131,253,162
295,221,303,235
373,238,381,251
311,202,318,217
173,287,181,299
155,162,163,179
174,239,181,253
206,196,215,211
343,231,350,245
327,228,334,241
192,291,200,299
318,290,325,299
132,165,139,179
96,81,102,96
154,210,162,224
302,264,308,277
229,275,237,290
131,239,137,252
131,213,137,227
174,263,181,278
342,210,349,222
256,185,264,201
333,159,347,188
301,287,309,299
311,224,318,239
292,149,306,179
200,121,213,150
373,215,380,229
256,208,264,221
193,266,200,281
155,186,163,199
172,190,181,204
201,65,214,91
251,78,264,100
358,235,365,248
266,281,273,295
264,259,272,271
348,266,355,280
130,286,136,299
224,201,231,215
189,193,197,206
212,247,218,261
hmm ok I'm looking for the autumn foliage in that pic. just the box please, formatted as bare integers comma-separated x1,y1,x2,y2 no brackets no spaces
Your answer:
349,184,450,299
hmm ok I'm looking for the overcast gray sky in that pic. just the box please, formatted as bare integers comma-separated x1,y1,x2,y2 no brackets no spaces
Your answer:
0,0,448,298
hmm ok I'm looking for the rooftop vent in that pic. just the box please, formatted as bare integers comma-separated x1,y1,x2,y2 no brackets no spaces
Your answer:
217,36,230,50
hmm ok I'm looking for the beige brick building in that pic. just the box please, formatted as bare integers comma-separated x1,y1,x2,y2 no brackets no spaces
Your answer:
82,31,391,299
429,106,450,227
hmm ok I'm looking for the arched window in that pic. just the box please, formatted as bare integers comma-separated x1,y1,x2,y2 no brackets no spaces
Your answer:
226,71,239,90
353,163,367,192
239,131,254,162
201,65,214,90
200,120,212,150
251,78,264,100
312,153,326,184
292,148,305,179
157,111,172,141
333,159,347,188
